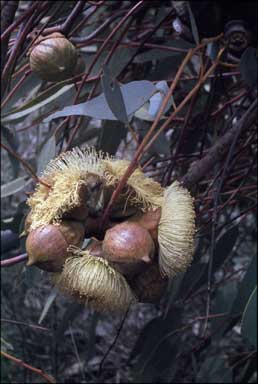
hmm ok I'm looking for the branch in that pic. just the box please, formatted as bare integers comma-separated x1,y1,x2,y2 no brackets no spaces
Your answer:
41,0,86,36
181,98,257,189
1,253,28,267
0,1,19,72
1,350,56,384
98,307,130,376
101,38,224,224
1,142,51,188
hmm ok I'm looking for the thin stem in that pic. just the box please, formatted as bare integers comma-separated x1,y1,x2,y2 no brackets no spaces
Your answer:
1,142,51,188
1,253,28,267
1,350,56,384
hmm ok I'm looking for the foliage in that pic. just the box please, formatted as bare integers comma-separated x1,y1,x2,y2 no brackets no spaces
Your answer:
1,1,257,383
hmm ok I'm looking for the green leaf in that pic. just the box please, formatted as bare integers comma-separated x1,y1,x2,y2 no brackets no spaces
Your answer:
1,176,29,198
134,43,187,63
206,42,219,61
2,73,41,115
189,226,239,292
38,287,59,324
134,81,174,122
85,312,100,360
131,308,182,382
186,2,200,45
240,47,258,90
136,120,170,156
241,286,257,348
2,82,74,123
55,302,84,340
232,253,257,316
211,281,238,336
37,135,56,176
82,47,138,78
196,357,232,383
101,65,129,125
1,337,14,352
44,81,156,122
1,125,20,177
98,120,127,155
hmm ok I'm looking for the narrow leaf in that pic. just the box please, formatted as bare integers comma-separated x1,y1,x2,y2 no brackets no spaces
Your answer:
2,83,74,123
98,120,127,155
196,357,232,383
241,286,257,348
240,47,258,89
44,81,156,122
232,253,257,315
38,287,58,324
55,302,84,339
186,2,200,45
37,135,56,175
1,125,20,177
1,176,29,198
101,65,129,124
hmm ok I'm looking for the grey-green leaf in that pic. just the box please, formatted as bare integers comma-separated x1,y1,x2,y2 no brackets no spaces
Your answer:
2,83,74,123
101,65,129,124
38,287,59,324
240,47,258,90
37,135,56,176
186,2,200,45
1,176,29,198
241,286,257,348
232,253,257,316
44,81,156,122
196,357,232,383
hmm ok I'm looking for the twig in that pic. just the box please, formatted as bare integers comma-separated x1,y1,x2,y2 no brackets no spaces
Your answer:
182,99,257,189
41,1,86,36
1,70,32,109
0,0,19,73
1,318,50,332
1,142,51,188
140,312,229,375
64,0,145,148
1,350,56,384
98,307,130,376
70,10,127,43
102,41,224,224
1,253,28,267
69,325,87,382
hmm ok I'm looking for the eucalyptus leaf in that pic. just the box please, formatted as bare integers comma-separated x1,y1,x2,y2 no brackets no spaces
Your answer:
2,83,74,123
101,65,129,124
38,287,59,325
55,302,84,340
232,253,257,316
131,308,182,382
98,120,127,155
1,125,20,177
196,357,232,383
37,135,56,176
134,81,174,122
186,2,200,45
2,73,41,115
1,177,29,198
206,42,219,61
240,47,258,89
44,81,156,122
241,286,257,348
211,281,238,336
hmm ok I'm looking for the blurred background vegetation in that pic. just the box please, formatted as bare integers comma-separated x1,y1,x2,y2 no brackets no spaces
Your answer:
1,1,257,383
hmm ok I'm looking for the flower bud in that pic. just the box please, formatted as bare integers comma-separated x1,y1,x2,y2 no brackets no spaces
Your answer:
103,222,155,264
26,220,85,272
130,263,168,303
29,32,78,82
